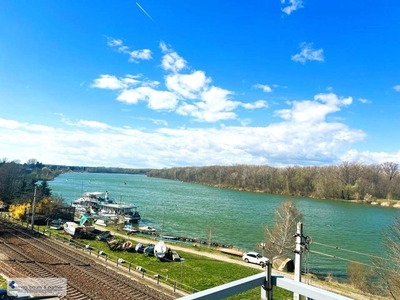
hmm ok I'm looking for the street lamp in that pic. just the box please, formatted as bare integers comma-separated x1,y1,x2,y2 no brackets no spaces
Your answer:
260,242,266,257
180,258,185,286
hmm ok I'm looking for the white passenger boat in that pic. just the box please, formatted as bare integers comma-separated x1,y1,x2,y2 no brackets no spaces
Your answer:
71,191,141,223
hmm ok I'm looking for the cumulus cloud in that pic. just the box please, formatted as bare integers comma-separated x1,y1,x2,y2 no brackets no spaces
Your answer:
7,84,398,169
92,41,267,122
341,149,400,165
281,0,303,15
292,42,324,64
394,85,400,92
253,84,273,93
117,87,178,110
275,93,352,123
0,97,372,168
160,42,187,73
107,37,152,63
165,71,210,99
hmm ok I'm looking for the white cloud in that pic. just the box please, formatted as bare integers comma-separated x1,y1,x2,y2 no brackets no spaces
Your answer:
107,37,123,47
275,93,352,123
0,118,27,129
281,0,303,15
91,75,127,90
241,100,268,110
91,74,142,90
341,149,400,165
165,71,209,99
117,87,178,110
292,42,324,64
358,98,372,104
129,49,152,63
160,41,187,73
106,37,152,63
394,85,400,92
77,120,110,130
253,84,273,93
7,92,399,168
161,52,187,73
132,117,168,126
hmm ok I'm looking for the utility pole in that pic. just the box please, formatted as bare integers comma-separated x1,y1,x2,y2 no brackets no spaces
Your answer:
261,260,273,300
294,222,303,300
31,186,37,230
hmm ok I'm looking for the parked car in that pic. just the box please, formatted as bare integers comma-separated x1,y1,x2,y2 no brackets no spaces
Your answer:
242,252,269,267
48,219,65,230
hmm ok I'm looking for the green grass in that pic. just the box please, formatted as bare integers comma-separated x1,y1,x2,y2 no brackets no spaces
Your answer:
1,215,292,299
61,235,292,299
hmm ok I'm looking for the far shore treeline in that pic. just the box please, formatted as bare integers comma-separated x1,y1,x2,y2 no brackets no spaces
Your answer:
147,162,400,201
0,158,399,207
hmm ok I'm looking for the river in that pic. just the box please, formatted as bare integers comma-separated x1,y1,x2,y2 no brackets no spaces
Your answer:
49,172,399,279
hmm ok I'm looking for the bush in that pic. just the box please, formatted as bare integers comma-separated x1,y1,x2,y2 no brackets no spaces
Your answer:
347,262,373,292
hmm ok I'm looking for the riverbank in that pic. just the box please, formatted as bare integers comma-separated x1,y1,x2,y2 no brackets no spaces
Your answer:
204,182,400,209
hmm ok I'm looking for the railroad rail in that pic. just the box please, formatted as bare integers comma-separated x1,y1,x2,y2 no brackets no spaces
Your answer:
0,218,174,300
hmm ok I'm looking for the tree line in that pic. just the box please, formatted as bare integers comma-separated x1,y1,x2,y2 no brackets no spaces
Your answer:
147,161,400,201
0,159,54,206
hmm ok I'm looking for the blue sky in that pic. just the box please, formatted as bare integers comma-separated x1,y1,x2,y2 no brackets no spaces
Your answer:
1,0,399,168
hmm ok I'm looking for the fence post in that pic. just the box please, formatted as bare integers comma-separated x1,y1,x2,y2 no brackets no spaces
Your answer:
129,263,131,273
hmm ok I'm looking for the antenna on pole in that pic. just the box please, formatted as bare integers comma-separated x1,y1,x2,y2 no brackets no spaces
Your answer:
294,222,302,300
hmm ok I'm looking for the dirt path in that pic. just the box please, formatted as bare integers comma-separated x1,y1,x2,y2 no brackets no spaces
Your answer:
97,226,383,300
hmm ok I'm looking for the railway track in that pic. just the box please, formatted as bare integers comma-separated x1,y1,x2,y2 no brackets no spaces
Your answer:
0,218,175,300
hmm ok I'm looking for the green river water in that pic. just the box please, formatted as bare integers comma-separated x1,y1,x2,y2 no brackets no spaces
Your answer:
49,172,400,279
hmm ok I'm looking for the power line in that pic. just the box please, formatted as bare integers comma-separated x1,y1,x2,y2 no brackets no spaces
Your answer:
309,250,397,274
312,241,392,262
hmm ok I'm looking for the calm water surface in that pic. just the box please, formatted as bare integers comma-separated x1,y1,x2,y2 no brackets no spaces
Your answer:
49,173,400,278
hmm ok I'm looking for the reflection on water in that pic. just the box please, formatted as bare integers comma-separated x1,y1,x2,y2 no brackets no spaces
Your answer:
49,173,399,278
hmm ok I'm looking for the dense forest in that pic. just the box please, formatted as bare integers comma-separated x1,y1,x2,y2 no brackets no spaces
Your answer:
0,158,54,206
147,162,400,201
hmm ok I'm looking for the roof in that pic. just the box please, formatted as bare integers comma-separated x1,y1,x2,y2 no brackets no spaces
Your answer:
98,202,137,209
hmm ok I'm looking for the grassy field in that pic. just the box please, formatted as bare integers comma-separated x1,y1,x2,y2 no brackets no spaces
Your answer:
0,214,293,299
65,235,292,299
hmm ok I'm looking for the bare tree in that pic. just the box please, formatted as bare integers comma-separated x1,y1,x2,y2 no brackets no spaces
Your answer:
374,215,400,299
263,200,303,259
380,162,399,200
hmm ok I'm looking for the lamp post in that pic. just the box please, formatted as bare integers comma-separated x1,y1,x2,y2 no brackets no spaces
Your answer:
260,242,266,257
30,186,37,230
180,258,185,286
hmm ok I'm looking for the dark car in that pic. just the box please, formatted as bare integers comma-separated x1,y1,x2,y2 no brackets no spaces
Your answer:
48,219,65,230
